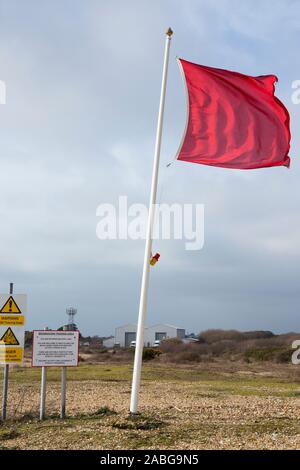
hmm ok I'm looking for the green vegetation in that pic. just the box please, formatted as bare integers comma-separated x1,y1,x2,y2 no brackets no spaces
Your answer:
142,348,161,361
2,362,300,396
244,347,294,362
157,329,299,364
0,362,299,450
112,414,165,430
92,406,117,417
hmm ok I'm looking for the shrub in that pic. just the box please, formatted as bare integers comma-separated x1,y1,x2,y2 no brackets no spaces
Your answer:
93,406,117,416
94,352,111,361
211,340,236,355
198,329,245,344
275,348,294,363
24,331,33,347
242,331,274,340
244,347,285,362
159,338,183,353
112,414,165,430
82,349,94,355
98,348,109,354
177,351,201,362
142,348,161,361
199,329,276,344
166,350,202,363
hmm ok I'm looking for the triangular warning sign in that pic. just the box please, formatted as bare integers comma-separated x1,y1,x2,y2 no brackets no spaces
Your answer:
0,327,19,345
0,296,21,313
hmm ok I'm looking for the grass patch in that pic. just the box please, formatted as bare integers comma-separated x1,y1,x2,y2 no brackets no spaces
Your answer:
4,363,299,399
93,406,117,417
112,414,166,431
0,429,20,441
238,418,300,436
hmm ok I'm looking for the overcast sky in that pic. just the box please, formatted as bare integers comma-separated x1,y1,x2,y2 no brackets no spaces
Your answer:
0,0,299,336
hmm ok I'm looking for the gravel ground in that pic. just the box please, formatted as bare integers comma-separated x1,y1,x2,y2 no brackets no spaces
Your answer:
0,364,299,450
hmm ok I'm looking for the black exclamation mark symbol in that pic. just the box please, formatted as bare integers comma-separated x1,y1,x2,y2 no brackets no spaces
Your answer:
9,299,12,312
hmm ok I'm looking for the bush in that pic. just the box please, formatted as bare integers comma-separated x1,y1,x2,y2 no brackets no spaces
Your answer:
199,329,245,344
164,350,202,363
24,331,33,347
93,406,117,416
98,348,109,354
244,347,288,362
93,352,111,361
242,331,274,340
211,340,236,356
176,351,201,362
275,348,294,363
82,349,94,355
159,338,183,353
198,329,276,344
142,348,161,361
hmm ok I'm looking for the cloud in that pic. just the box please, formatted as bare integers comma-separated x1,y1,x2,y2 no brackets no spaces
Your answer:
0,0,299,335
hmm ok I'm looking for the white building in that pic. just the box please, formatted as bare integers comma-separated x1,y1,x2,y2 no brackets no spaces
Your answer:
115,323,137,348
110,323,185,348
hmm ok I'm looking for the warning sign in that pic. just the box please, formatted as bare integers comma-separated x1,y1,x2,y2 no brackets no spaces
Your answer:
0,296,21,313
0,294,27,314
0,327,19,345
0,347,23,363
0,315,25,326
0,293,26,365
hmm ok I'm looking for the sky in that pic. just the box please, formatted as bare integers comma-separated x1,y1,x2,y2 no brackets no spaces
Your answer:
0,0,299,336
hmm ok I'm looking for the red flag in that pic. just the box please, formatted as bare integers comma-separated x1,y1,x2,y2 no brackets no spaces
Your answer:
176,59,291,170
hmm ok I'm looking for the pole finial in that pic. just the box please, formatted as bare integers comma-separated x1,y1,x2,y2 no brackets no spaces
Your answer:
166,27,173,37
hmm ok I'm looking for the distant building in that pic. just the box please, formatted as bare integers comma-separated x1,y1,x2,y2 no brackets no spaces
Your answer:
115,323,137,348
109,323,185,348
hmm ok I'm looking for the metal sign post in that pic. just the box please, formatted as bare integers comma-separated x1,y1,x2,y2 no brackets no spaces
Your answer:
60,367,67,419
1,282,13,421
39,327,49,421
2,364,9,421
60,325,68,419
39,365,47,420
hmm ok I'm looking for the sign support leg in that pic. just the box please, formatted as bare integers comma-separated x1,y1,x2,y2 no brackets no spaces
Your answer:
60,366,67,419
39,366,47,420
39,326,49,421
1,282,13,421
1,364,9,421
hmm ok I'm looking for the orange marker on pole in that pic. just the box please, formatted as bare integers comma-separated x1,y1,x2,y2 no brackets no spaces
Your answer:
150,253,160,266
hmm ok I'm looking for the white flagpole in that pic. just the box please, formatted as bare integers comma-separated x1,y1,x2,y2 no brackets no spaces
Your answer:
130,28,173,414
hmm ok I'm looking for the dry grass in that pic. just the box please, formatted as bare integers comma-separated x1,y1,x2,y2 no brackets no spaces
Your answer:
0,362,299,450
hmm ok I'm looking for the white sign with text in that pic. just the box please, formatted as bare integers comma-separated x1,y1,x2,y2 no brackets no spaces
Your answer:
32,330,79,367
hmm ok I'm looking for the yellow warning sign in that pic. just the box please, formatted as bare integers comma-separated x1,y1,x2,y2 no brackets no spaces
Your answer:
0,296,21,314
0,346,23,363
0,315,24,326
0,327,19,345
